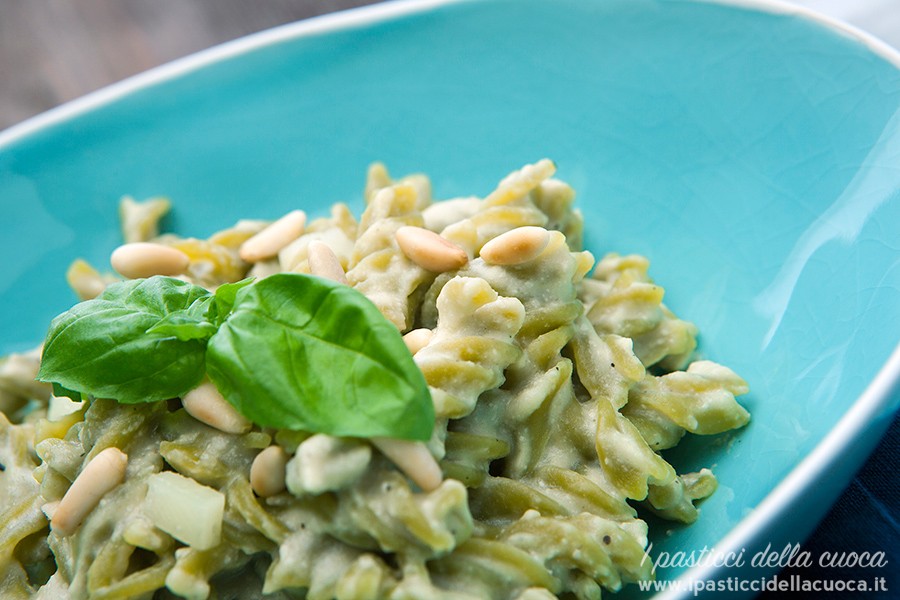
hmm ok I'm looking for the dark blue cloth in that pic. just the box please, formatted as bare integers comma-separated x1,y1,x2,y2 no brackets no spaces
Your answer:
760,412,900,598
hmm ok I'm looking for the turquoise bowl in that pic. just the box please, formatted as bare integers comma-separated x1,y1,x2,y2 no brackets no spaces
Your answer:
2,0,899,597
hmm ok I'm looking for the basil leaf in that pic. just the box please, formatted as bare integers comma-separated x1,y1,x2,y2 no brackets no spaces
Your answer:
52,382,82,402
206,274,434,441
144,294,218,341
145,312,218,341
186,295,215,321
38,277,212,403
211,277,255,326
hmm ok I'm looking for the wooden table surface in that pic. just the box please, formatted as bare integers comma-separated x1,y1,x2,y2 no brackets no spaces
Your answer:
1,0,898,597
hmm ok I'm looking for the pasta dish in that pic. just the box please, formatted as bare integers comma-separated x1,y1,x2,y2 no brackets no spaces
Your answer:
0,159,749,599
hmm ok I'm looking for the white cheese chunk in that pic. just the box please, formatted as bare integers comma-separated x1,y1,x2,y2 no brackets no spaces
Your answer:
144,472,224,550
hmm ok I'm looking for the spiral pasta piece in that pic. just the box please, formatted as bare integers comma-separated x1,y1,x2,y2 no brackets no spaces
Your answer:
346,183,436,330
500,512,653,593
584,253,699,370
429,538,560,598
624,361,751,439
0,414,47,596
527,178,583,251
441,431,510,488
433,160,567,258
645,469,719,524
414,276,524,419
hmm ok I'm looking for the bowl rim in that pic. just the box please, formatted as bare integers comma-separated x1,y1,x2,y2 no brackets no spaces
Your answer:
2,1,899,598
2,0,899,148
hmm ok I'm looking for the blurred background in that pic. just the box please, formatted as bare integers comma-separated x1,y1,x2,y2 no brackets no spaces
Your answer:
1,1,898,597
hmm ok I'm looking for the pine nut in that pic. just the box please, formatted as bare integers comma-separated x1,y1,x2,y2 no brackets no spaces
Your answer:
479,226,550,265
182,380,251,434
51,447,128,536
250,446,290,497
372,438,442,492
402,328,433,355
308,240,348,285
110,243,190,279
239,210,306,263
395,226,468,273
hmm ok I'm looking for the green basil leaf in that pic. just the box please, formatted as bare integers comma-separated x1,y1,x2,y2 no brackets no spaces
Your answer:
97,276,208,311
38,277,212,403
186,295,215,321
52,382,82,402
145,312,218,341
210,278,255,326
206,274,434,441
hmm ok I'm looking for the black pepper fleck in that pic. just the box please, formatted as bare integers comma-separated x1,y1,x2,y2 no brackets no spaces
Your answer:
603,535,611,545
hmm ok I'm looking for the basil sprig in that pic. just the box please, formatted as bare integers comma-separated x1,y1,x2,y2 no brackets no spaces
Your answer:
37,274,434,441
38,277,210,403
207,275,433,440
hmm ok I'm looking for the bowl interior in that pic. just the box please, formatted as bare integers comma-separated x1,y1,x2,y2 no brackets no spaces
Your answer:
2,0,900,591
